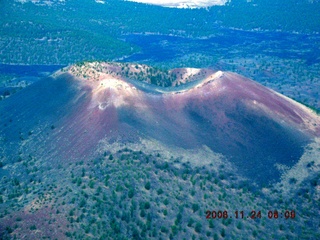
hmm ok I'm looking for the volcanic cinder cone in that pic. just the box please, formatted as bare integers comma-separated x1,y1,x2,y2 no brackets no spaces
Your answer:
1,62,319,185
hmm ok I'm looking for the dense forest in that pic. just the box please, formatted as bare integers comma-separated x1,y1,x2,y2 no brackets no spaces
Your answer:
0,0,319,65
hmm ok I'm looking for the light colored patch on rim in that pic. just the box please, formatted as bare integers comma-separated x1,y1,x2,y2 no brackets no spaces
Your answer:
98,101,109,110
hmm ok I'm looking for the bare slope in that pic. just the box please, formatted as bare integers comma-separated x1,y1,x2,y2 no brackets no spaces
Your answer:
0,62,319,185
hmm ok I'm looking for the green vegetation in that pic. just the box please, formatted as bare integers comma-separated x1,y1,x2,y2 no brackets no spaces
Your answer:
0,0,319,65
0,0,320,238
0,146,319,239
1,1,319,110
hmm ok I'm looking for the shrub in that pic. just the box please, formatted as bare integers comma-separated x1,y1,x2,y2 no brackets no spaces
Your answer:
128,189,134,198
144,202,150,209
221,228,226,238
171,225,178,235
30,225,37,230
163,209,168,216
253,230,258,237
140,209,146,218
88,180,95,189
175,212,182,225
187,218,194,227
237,222,242,229
161,226,168,233
289,178,297,184
192,203,199,213
195,222,202,233
208,219,214,229
6,226,13,234
157,188,164,195
145,182,151,190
